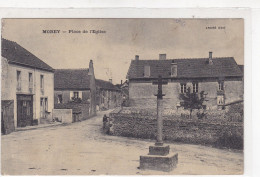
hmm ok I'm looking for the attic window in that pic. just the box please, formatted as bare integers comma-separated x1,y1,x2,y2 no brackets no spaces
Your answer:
144,65,150,77
171,63,177,77
218,81,224,91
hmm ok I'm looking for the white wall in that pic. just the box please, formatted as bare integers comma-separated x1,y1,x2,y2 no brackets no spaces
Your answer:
1,57,54,128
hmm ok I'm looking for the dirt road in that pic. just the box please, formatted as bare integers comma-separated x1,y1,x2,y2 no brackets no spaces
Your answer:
1,110,243,175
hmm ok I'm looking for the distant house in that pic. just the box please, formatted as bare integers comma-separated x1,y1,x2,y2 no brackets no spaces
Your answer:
96,79,121,110
54,60,96,118
127,53,243,110
1,38,54,131
115,80,129,107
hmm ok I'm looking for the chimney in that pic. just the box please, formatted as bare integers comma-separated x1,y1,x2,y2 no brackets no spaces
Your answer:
159,54,166,60
88,60,94,75
208,51,213,65
171,60,177,77
109,78,112,83
135,55,139,60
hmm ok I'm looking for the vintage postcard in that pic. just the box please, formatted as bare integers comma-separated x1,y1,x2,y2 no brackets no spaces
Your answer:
1,18,244,175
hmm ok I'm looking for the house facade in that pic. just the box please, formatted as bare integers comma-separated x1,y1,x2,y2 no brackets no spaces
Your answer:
54,60,96,118
127,53,243,110
96,79,121,110
1,38,54,129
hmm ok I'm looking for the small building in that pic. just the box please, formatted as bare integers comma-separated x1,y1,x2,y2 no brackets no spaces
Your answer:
96,79,121,110
127,53,243,110
1,38,55,130
54,60,96,119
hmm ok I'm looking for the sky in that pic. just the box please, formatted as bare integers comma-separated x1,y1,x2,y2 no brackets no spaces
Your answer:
2,18,244,84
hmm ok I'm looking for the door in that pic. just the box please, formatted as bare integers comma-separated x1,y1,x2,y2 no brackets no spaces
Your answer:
40,98,48,118
17,95,33,127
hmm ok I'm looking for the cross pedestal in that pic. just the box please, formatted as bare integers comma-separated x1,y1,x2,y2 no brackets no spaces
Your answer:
140,75,178,172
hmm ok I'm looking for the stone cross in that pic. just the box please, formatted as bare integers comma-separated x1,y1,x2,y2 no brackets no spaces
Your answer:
152,75,168,146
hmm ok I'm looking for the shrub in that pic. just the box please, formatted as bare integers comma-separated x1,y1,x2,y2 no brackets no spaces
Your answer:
215,131,243,150
225,102,244,122
197,112,207,119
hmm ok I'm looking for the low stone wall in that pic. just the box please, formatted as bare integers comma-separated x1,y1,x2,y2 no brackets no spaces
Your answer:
54,102,90,121
108,108,243,149
53,109,73,123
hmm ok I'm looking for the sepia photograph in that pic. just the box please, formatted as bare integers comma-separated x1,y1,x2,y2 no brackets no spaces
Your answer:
1,18,244,175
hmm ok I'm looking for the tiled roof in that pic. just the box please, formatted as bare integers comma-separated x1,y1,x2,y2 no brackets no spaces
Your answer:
96,79,119,91
127,57,243,79
1,38,54,72
54,69,90,90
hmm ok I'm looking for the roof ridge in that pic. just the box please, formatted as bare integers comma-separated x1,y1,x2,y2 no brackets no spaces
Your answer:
55,68,89,71
132,57,233,61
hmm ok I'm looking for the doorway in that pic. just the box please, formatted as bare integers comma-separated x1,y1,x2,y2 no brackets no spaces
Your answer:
17,95,33,127
40,97,48,118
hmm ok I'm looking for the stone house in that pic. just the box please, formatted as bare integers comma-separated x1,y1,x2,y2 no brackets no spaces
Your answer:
126,53,243,110
54,60,96,118
1,38,54,129
96,79,121,110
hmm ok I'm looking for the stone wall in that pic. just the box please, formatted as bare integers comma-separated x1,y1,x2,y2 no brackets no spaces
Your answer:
52,109,73,123
108,106,243,149
54,102,90,121
129,79,243,110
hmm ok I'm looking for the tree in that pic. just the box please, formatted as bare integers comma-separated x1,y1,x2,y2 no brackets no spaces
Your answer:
179,87,206,119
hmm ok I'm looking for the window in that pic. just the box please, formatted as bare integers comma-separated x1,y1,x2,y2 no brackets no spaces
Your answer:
40,97,48,118
40,75,44,90
217,95,224,105
73,92,79,98
218,81,224,91
144,65,150,77
101,91,105,104
180,83,187,93
193,82,198,93
29,73,33,89
57,94,63,104
17,70,21,91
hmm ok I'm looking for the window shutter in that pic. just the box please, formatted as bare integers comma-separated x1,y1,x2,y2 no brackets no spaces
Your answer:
70,91,73,100
79,91,82,99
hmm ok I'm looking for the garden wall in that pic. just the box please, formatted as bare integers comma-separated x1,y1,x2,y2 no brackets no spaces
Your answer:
52,109,73,123
108,105,243,149
54,102,90,122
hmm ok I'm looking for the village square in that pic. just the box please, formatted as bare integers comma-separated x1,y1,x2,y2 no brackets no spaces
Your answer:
1,19,244,175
